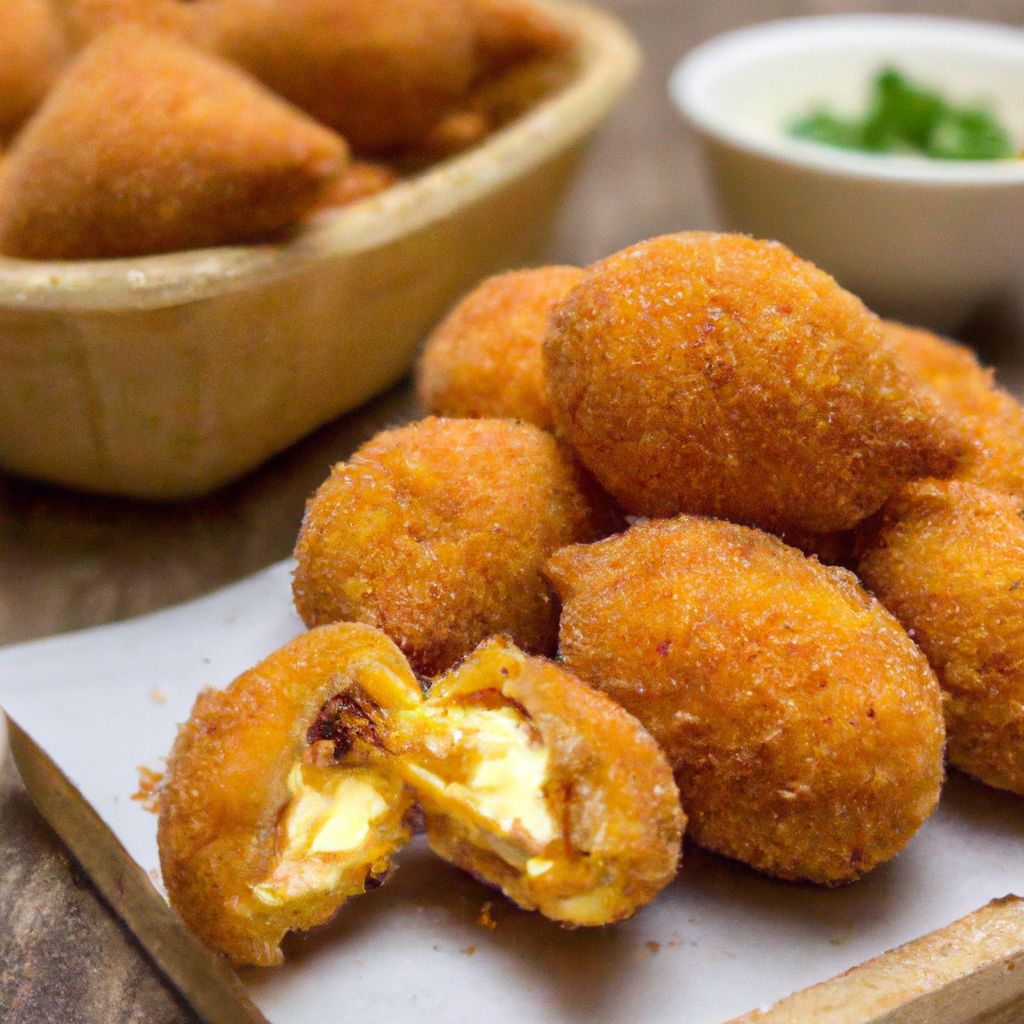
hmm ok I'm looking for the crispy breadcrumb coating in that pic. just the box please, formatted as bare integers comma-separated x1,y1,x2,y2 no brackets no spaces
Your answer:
881,321,1024,502
0,0,68,142
543,232,971,534
311,160,400,211
858,480,1024,794
390,637,684,924
417,266,583,429
293,417,624,678
546,516,945,885
54,0,576,156
158,624,424,966
0,25,347,259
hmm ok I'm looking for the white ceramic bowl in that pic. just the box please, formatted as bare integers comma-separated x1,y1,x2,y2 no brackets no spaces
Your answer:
669,15,1024,332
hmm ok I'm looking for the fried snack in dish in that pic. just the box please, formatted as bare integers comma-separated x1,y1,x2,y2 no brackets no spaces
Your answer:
0,26,348,259
311,160,400,211
158,623,424,967
293,417,624,678
546,516,945,885
417,266,583,429
51,0,216,50
210,0,480,156
389,637,684,924
857,480,1024,794
544,232,971,535
55,0,576,157
468,51,575,129
0,0,68,142
880,320,1024,501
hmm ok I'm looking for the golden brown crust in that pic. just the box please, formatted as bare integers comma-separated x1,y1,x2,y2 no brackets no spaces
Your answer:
0,25,348,259
543,232,971,534
158,623,422,966
292,417,625,678
0,0,69,142
416,266,583,429
55,0,576,157
881,321,1024,501
311,160,400,211
392,637,684,923
546,516,946,885
857,479,1024,794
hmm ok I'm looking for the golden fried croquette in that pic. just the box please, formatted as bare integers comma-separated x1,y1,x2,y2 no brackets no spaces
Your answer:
881,321,1024,501
158,623,424,966
0,0,68,142
0,26,348,259
467,51,575,129
858,480,1024,795
211,0,481,156
55,0,576,157
546,516,945,885
293,417,624,678
390,637,684,924
51,0,215,50
417,266,583,429
543,232,972,535
311,160,400,212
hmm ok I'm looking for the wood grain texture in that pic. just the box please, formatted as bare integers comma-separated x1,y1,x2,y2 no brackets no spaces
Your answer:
0,720,201,1024
4,0,1024,1022
727,896,1024,1024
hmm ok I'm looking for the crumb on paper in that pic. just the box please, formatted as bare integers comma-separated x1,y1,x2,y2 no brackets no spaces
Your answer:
479,901,497,930
462,946,476,956
132,765,164,813
646,941,660,954
150,687,167,704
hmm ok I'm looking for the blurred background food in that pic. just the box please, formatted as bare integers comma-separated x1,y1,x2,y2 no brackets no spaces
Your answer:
0,0,635,500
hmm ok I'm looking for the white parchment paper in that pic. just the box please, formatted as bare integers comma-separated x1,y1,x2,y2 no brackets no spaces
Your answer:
1,560,1022,1024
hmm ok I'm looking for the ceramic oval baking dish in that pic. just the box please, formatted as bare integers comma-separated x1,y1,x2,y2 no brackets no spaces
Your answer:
0,0,638,498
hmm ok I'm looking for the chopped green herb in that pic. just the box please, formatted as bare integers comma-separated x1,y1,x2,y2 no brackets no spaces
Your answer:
788,67,1016,160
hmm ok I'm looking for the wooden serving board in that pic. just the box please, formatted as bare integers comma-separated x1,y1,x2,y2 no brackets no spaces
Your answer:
1,562,1023,1024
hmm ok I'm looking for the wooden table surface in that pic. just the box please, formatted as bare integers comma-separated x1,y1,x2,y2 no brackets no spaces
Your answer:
5,0,1024,1020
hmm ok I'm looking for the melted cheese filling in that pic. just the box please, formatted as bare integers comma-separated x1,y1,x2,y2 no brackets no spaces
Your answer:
253,765,389,906
285,766,388,854
406,705,556,851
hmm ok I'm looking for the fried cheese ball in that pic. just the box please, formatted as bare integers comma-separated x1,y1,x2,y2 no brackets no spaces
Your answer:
55,0,575,156
0,0,69,142
158,623,424,967
546,516,946,886
417,266,583,429
858,480,1024,795
293,417,624,678
0,26,347,259
881,321,1024,502
390,637,684,924
544,232,971,535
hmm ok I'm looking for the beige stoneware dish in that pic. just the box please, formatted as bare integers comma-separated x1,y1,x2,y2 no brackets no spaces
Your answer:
0,0,639,499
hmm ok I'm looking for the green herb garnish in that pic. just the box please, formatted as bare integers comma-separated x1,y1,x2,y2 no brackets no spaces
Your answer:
788,67,1016,160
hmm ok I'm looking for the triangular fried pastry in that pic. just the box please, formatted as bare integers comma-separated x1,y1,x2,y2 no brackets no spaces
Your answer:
0,0,69,142
0,24,348,259
53,0,576,156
